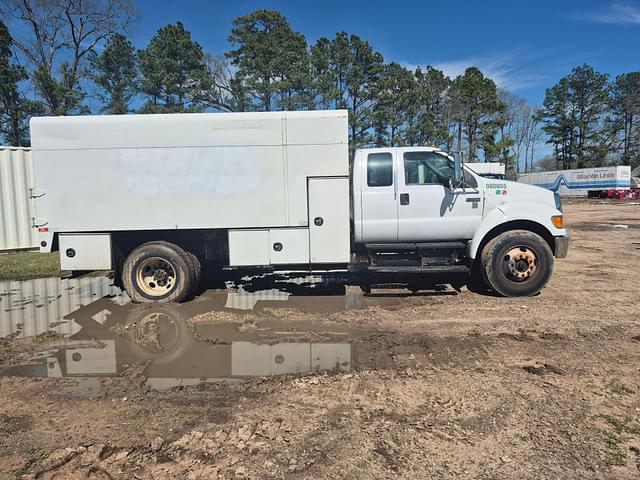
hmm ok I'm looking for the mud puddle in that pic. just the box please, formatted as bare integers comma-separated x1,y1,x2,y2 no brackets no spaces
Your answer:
0,273,418,339
0,294,378,393
0,274,446,392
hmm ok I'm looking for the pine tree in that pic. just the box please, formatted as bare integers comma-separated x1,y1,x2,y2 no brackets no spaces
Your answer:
227,10,311,112
138,22,212,113
90,34,138,114
609,72,640,167
0,21,38,146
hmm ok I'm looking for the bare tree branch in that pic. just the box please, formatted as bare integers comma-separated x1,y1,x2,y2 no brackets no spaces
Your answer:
1,0,139,114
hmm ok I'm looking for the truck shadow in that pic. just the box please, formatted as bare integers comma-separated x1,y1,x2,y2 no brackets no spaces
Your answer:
195,267,464,299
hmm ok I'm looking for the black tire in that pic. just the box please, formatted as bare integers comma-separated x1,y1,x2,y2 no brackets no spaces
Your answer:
467,263,491,294
481,230,553,297
122,241,195,303
186,251,202,294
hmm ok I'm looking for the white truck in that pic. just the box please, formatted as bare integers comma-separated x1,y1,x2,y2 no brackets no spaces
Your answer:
31,110,568,302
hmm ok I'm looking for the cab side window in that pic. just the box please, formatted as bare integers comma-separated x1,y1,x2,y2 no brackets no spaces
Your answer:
367,153,393,187
404,151,454,187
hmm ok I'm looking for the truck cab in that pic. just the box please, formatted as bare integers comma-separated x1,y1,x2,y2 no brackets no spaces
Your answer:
352,146,569,296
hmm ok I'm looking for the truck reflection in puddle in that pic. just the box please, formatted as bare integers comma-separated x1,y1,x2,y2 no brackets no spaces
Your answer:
2,298,356,390
1,272,414,339
1,275,411,390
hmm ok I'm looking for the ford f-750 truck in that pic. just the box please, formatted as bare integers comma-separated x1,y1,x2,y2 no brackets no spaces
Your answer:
31,110,568,303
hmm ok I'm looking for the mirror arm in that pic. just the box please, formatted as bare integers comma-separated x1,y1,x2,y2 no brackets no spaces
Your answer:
452,151,467,191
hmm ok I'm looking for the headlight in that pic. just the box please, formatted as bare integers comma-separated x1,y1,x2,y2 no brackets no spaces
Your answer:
554,193,562,212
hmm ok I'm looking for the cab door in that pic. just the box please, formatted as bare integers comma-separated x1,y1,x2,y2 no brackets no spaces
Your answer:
397,150,483,241
360,151,398,242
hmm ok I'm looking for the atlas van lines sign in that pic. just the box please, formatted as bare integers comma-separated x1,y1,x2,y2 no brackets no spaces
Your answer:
576,168,629,181
576,171,613,180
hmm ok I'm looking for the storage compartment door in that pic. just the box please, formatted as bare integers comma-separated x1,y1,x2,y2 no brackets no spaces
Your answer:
269,228,309,264
59,234,112,270
308,177,350,263
228,230,270,266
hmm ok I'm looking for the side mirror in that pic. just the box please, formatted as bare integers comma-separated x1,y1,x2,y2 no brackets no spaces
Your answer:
452,152,463,189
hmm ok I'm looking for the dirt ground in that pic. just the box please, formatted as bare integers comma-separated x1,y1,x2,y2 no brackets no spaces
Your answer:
1,199,640,479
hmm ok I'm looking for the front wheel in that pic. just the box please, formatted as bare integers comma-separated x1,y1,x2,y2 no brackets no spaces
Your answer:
481,230,553,297
122,241,194,303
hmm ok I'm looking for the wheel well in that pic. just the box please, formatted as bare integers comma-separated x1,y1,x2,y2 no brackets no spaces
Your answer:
475,220,555,261
111,229,228,287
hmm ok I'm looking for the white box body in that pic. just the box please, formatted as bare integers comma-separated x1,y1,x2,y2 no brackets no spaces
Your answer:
31,110,348,232
31,110,350,268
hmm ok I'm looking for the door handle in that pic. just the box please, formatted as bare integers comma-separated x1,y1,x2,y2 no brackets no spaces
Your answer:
400,193,410,205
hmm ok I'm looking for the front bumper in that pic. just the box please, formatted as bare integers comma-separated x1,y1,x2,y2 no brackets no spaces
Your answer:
554,236,570,258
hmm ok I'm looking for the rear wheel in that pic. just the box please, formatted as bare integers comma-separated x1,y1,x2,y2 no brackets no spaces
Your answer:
122,241,194,303
481,230,553,297
186,251,202,294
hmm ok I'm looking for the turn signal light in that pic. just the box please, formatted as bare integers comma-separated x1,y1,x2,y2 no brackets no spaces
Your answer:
551,215,564,228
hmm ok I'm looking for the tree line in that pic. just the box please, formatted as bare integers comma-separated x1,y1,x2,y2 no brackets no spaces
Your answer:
1,2,639,172
539,65,640,169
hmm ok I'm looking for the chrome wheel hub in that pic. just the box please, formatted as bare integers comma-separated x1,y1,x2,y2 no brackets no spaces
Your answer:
136,257,176,296
503,246,537,282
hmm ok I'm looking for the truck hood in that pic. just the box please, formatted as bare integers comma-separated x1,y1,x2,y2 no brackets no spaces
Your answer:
481,178,557,212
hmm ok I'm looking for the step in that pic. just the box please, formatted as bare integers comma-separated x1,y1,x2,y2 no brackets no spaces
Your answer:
365,265,470,274
366,241,467,252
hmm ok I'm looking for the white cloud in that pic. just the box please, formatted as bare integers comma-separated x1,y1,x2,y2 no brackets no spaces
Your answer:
575,3,640,25
403,50,548,92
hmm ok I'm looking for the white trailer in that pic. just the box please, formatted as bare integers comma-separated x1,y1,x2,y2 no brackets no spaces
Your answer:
32,110,568,302
518,166,631,197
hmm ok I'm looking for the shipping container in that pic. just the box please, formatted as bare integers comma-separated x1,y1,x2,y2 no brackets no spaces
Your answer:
0,147,37,251
518,166,631,197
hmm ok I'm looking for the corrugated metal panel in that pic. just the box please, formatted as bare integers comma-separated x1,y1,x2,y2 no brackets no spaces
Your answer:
0,275,126,338
0,146,37,251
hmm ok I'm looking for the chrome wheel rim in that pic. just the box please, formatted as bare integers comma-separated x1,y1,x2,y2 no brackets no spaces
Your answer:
502,246,537,282
136,257,176,297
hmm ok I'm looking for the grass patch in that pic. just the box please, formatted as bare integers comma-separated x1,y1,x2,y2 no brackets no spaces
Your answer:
0,251,61,280
0,414,32,437
608,381,636,395
608,449,627,466
602,415,640,436
594,415,640,468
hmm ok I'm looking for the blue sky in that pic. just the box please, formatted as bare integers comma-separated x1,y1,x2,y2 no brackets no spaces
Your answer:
132,0,640,105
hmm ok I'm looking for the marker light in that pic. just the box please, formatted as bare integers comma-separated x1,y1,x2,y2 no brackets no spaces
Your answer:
551,215,564,228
